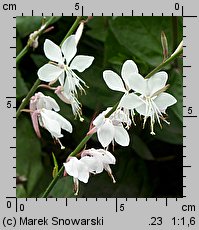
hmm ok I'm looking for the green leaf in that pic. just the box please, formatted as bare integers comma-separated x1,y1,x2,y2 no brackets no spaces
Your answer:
131,134,154,160
168,69,183,123
154,109,182,144
52,152,58,178
16,35,23,55
86,17,110,42
16,69,28,99
16,185,27,197
155,68,182,144
49,177,75,198
104,26,150,75
30,54,48,67
16,16,61,38
16,115,44,197
109,17,174,68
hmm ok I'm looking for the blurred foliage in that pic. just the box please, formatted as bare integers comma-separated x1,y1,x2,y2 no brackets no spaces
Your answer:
16,16,183,198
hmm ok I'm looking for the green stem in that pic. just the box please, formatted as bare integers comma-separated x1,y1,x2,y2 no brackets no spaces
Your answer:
16,45,29,64
41,166,64,198
105,102,119,118
16,17,83,120
60,17,82,46
145,46,182,79
16,79,41,119
16,16,56,64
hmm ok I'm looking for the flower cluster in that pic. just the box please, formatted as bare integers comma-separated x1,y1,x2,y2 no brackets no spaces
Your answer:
30,92,72,149
64,148,116,195
102,60,177,135
24,20,179,196
88,107,130,148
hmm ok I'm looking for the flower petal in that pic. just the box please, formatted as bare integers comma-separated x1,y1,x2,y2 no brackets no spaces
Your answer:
96,149,116,165
121,60,138,87
80,156,103,174
70,55,94,72
147,71,168,96
135,103,148,116
37,95,60,111
42,109,73,133
97,120,114,147
103,70,126,92
40,110,62,138
63,158,79,178
114,125,130,146
153,92,177,112
119,93,143,110
61,35,77,64
64,157,89,183
44,39,63,63
58,71,65,86
93,113,105,128
31,111,41,138
37,64,63,82
127,73,147,94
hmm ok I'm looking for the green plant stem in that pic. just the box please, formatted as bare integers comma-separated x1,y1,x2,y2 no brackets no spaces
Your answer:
16,17,83,120
145,47,182,79
16,79,41,119
60,17,82,46
41,42,183,198
16,16,56,64
41,165,65,198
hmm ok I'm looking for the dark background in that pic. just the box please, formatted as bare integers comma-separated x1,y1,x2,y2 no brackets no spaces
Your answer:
16,16,183,197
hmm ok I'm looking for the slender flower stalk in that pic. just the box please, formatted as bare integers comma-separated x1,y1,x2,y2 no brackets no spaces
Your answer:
145,40,183,79
16,17,83,120
41,42,183,198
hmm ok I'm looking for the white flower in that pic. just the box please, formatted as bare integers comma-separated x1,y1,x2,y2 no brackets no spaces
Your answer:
63,148,116,195
63,157,90,195
120,71,177,134
30,92,60,138
38,109,72,148
37,36,94,95
103,60,144,124
81,148,116,183
29,93,73,149
91,108,130,148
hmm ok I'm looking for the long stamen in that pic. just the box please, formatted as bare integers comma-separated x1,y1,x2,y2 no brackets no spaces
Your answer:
150,100,162,128
57,138,65,150
143,97,150,128
130,109,136,126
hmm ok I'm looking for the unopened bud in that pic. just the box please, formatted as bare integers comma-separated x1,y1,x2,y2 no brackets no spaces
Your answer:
28,31,39,49
161,31,168,61
75,22,84,45
171,40,183,57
